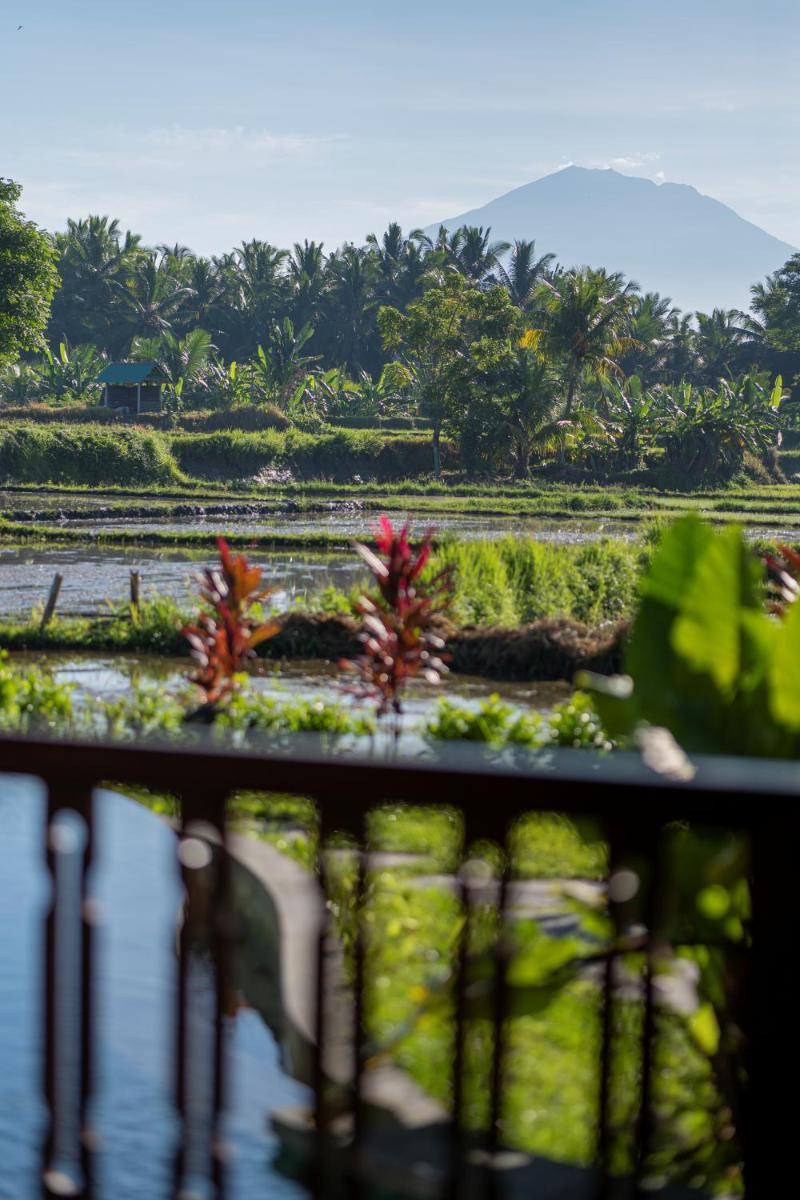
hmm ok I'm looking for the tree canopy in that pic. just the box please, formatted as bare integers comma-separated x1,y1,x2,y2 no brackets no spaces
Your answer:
0,179,60,364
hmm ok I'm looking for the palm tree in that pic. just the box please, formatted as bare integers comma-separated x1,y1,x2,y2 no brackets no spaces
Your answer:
618,292,678,382
494,240,556,311
501,351,564,477
50,216,144,349
321,245,380,374
692,308,753,385
114,254,192,349
253,317,317,406
221,240,290,360
661,312,697,383
450,225,511,285
533,268,640,415
289,240,327,332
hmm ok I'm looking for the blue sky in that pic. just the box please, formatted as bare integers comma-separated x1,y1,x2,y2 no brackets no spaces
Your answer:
1,0,798,253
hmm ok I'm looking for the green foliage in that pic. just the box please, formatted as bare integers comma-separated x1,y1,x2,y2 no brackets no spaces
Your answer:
425,691,610,750
217,691,376,736
0,650,75,732
433,537,640,626
0,179,60,364
0,424,185,486
168,426,434,481
585,514,800,755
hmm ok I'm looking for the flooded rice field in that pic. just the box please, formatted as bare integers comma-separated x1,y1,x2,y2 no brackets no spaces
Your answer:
0,545,363,617
66,510,640,542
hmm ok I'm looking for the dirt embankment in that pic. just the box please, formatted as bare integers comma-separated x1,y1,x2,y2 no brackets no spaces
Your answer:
263,613,627,682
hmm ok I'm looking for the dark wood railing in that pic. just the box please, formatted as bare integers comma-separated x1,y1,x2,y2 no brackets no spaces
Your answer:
0,732,795,1199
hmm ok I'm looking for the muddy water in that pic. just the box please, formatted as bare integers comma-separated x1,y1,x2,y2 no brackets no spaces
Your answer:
0,545,363,617
67,510,640,543
9,651,570,721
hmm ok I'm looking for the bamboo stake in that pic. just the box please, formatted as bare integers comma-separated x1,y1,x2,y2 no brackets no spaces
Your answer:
40,573,63,631
130,570,141,616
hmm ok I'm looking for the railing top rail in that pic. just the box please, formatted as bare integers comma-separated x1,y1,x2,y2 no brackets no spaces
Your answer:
1,730,798,828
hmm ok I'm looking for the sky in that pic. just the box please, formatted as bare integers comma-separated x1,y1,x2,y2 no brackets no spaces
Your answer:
1,0,798,254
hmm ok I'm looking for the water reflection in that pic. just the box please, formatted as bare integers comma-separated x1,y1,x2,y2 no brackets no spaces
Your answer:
0,777,309,1199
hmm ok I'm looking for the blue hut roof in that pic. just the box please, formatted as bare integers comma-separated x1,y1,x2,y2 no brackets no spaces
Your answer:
96,362,165,385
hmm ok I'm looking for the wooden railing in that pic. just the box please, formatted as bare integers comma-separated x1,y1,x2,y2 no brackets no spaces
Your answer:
0,732,794,1199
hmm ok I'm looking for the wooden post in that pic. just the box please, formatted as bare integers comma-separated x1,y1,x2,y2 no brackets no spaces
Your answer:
130,570,141,616
40,574,63,631
136,383,141,415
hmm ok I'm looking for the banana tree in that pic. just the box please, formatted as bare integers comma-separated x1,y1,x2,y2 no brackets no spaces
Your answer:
0,361,41,405
599,374,661,469
659,375,786,479
34,339,106,403
252,318,317,407
288,366,360,420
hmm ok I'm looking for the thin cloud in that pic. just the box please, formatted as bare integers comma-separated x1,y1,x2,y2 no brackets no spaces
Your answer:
142,125,350,158
52,126,351,173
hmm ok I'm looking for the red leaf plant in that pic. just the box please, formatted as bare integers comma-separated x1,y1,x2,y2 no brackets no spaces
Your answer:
340,516,453,719
764,544,800,617
182,538,279,711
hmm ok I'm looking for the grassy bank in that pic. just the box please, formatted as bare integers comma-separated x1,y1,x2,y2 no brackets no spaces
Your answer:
168,426,436,481
7,472,800,530
0,422,441,486
0,425,185,486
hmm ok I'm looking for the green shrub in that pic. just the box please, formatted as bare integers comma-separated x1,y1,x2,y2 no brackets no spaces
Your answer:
177,405,289,433
0,424,184,485
168,426,444,481
0,650,75,732
0,403,118,423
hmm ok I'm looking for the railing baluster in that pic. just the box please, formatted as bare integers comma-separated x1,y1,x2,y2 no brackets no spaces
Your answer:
312,801,333,1200
41,783,94,1200
172,787,231,1200
447,861,471,1200
485,848,510,1200
633,826,663,1196
595,819,625,1198
350,817,368,1198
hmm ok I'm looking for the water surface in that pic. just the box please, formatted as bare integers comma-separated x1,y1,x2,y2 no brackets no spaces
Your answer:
0,776,309,1199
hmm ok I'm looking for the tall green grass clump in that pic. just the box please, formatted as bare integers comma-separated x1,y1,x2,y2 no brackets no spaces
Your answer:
0,424,185,486
432,537,640,626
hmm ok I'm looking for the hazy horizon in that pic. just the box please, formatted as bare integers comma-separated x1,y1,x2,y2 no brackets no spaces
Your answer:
2,0,798,254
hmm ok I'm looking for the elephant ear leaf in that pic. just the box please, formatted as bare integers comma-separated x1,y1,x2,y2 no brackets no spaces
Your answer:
770,597,800,729
672,525,765,693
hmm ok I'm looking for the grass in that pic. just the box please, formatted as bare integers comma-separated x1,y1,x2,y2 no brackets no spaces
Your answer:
434,537,642,626
0,422,439,486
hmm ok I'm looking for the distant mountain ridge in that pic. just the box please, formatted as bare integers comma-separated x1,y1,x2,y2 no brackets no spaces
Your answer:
428,166,796,314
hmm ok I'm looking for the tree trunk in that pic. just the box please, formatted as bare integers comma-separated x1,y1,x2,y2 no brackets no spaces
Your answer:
514,438,529,479
564,370,578,418
432,421,442,478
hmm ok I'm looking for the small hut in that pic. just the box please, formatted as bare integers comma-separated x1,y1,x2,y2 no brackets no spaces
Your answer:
96,362,166,414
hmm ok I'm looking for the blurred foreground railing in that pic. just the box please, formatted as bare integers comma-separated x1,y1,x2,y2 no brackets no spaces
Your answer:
0,732,795,1199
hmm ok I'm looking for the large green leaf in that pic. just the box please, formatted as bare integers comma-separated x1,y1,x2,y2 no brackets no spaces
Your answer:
638,515,713,610
769,598,800,730
672,526,764,693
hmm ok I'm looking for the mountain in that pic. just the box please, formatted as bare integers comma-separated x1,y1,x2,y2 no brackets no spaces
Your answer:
428,166,796,314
